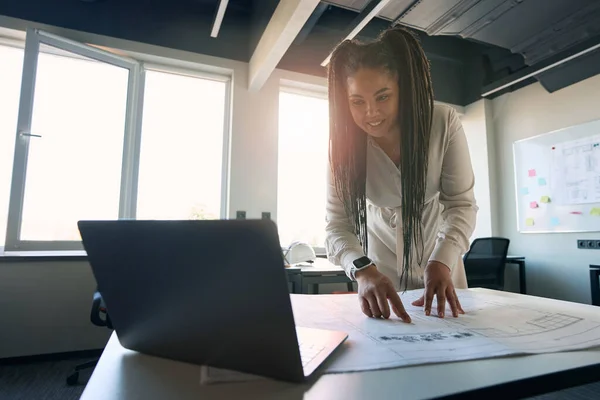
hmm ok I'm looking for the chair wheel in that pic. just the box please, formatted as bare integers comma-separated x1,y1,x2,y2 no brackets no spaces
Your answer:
66,371,79,386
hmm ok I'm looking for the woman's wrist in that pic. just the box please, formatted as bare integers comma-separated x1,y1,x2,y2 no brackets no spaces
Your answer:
355,264,378,281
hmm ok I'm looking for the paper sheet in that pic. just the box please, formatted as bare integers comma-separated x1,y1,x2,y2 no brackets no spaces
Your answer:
291,289,600,373
200,290,600,383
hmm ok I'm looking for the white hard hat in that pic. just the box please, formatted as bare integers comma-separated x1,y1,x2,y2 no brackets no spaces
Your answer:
283,242,316,265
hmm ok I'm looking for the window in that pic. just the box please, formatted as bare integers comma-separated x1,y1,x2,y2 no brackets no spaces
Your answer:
277,88,329,249
0,45,23,249
2,29,230,251
136,70,227,220
20,45,129,241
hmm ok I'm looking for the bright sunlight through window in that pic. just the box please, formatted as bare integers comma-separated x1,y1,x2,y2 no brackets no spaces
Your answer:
277,89,329,248
0,40,228,247
20,45,128,241
136,70,226,220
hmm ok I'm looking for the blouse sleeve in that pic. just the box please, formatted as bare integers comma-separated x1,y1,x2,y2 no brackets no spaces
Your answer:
428,108,478,271
324,164,365,279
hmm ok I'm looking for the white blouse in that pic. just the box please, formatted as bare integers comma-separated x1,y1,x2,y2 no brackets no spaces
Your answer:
325,104,478,291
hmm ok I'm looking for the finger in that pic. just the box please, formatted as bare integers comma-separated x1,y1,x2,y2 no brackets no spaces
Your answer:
454,290,465,314
424,288,434,316
389,291,411,323
412,295,425,307
360,297,372,318
446,289,459,318
437,287,446,318
367,295,382,318
376,291,390,319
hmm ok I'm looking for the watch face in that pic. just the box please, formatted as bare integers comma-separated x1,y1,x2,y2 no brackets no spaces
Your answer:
353,256,371,269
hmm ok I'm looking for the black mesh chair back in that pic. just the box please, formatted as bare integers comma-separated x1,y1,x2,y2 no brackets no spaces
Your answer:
463,237,510,290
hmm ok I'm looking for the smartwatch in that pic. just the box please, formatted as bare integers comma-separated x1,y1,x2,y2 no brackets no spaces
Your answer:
351,256,374,280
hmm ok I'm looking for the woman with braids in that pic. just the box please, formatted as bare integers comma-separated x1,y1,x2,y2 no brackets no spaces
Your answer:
325,26,478,323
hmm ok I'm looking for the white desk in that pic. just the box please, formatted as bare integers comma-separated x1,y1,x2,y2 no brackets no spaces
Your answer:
81,289,600,400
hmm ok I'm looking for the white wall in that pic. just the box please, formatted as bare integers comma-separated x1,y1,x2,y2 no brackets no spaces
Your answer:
461,99,493,240
0,261,111,358
491,74,600,304
484,99,501,236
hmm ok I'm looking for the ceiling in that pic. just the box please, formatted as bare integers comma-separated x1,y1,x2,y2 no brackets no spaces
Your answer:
0,0,599,106
320,0,600,98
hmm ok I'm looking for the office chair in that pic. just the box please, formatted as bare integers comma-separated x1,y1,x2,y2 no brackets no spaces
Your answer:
66,290,112,386
590,265,600,306
463,237,510,291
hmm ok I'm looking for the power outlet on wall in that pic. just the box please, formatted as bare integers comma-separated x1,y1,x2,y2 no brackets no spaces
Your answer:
236,211,246,219
262,212,271,219
578,239,600,249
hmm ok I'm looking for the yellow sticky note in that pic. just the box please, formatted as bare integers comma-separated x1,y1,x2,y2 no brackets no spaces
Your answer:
540,196,551,203
525,218,535,226
591,208,600,216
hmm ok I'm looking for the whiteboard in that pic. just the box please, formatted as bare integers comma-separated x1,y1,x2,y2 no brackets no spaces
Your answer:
513,118,600,233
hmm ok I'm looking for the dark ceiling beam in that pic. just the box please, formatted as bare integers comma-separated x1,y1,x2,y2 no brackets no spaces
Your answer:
482,35,600,97
210,0,229,38
293,2,329,45
320,0,393,66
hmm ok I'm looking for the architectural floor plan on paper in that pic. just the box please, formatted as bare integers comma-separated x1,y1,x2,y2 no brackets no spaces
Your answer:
290,289,600,373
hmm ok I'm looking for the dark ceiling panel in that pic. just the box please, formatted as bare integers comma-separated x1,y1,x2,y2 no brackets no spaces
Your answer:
294,3,330,45
465,0,595,52
537,49,600,93
370,0,600,98
328,0,370,10
0,0,254,61
511,1,600,65
427,0,506,37
323,0,431,21
396,0,464,33
248,0,279,55
381,0,417,21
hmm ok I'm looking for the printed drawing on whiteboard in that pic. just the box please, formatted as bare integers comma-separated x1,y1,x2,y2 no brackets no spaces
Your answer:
551,134,600,205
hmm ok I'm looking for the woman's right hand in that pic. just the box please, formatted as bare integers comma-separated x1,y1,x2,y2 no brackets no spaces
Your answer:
356,266,411,323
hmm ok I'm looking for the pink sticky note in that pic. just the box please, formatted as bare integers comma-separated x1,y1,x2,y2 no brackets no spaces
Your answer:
530,201,539,209
528,169,537,177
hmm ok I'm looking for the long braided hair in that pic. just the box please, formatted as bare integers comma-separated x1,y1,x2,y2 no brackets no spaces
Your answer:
327,26,434,288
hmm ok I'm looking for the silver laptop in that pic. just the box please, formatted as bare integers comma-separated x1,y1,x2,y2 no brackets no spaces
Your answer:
78,219,347,383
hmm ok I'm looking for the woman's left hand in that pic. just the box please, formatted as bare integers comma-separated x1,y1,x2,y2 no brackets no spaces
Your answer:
411,261,465,318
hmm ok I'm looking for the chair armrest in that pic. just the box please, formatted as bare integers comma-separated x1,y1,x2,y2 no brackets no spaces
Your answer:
90,291,113,329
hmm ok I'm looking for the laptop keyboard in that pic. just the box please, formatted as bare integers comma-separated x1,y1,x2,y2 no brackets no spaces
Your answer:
299,342,325,367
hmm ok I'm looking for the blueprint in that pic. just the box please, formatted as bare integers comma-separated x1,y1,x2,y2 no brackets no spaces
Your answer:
551,134,600,205
200,289,600,383
291,289,600,373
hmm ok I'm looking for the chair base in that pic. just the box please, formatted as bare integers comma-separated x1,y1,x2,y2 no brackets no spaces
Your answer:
66,358,99,386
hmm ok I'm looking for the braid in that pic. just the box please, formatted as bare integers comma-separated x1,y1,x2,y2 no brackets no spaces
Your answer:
328,26,434,290
328,40,369,255
381,27,434,289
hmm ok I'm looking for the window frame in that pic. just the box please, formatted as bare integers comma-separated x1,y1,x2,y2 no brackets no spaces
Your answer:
3,29,232,251
277,83,329,256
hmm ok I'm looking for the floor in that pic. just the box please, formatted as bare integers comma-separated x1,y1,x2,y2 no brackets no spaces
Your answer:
0,356,91,400
1,355,600,399
530,383,600,400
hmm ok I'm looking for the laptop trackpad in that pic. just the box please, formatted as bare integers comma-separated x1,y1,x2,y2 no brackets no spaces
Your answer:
296,326,348,377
